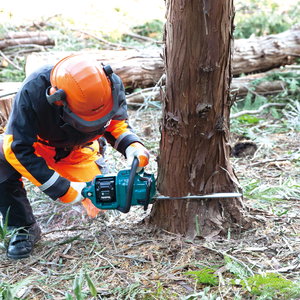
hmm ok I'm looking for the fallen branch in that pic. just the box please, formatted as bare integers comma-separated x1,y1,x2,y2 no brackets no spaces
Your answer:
4,44,46,51
41,22,138,50
246,157,290,168
203,244,255,276
123,32,157,43
0,49,22,70
67,28,139,50
42,226,90,236
230,103,286,119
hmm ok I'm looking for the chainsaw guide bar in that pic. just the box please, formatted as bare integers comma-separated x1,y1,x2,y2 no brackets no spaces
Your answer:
152,192,242,200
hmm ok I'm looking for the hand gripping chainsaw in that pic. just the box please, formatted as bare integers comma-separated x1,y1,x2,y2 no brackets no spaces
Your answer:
81,157,242,213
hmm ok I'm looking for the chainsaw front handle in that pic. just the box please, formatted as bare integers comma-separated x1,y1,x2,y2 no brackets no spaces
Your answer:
139,176,152,211
117,156,139,213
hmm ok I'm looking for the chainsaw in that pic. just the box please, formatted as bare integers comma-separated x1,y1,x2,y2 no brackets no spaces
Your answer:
81,157,242,213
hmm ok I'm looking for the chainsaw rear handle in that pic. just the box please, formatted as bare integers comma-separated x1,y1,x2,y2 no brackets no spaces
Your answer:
117,156,139,213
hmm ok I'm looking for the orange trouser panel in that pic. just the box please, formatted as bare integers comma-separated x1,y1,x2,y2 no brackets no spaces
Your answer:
33,140,102,182
35,142,103,216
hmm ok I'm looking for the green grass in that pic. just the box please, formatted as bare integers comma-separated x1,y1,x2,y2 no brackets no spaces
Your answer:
242,273,300,299
234,0,300,39
185,267,219,287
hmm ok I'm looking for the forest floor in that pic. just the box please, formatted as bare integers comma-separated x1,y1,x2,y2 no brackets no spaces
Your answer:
1,105,300,300
1,0,300,298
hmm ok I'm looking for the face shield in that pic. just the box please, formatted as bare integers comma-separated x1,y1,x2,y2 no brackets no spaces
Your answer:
46,68,119,135
60,84,118,134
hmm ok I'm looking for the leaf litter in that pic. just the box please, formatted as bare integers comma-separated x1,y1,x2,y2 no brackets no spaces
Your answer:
1,107,300,299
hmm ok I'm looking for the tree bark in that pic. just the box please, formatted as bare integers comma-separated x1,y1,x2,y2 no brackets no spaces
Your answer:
148,0,245,239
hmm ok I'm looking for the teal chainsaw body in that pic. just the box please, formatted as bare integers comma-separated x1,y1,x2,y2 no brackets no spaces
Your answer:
81,158,243,214
82,158,156,213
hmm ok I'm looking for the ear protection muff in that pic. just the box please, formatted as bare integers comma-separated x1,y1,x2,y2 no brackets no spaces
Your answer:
46,86,67,105
103,64,113,77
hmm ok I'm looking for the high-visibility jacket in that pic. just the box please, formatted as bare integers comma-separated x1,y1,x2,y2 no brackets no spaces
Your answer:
2,64,142,200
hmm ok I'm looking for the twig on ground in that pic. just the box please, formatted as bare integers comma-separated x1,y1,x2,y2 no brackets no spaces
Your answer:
136,74,165,114
231,103,286,119
97,254,116,269
246,157,289,167
115,254,149,263
203,244,255,276
126,86,164,99
113,239,154,254
42,226,89,236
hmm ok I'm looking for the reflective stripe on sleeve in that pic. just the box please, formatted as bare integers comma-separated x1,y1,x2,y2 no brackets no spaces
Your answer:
114,131,136,150
39,171,60,192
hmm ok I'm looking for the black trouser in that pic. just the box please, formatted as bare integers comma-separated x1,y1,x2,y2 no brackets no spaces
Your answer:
0,135,36,227
0,172,36,227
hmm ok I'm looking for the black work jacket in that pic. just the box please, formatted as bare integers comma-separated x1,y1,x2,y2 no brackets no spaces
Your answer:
0,64,141,199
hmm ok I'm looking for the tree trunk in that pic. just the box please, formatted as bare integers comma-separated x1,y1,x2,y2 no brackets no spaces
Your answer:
149,0,245,239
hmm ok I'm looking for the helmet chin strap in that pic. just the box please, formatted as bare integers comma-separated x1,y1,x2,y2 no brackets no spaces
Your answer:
45,86,67,105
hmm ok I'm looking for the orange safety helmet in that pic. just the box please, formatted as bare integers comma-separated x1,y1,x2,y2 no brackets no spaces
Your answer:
46,54,119,134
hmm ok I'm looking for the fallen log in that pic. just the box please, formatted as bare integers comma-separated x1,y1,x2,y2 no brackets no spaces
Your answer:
25,49,164,89
125,70,292,106
233,26,300,75
0,31,59,40
24,27,300,83
0,36,55,50
231,71,289,97
1,69,294,110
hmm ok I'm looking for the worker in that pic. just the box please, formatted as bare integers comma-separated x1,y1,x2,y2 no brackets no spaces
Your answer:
0,54,150,260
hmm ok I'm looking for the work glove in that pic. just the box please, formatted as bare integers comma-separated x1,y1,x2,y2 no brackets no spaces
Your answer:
59,182,87,205
125,142,150,173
